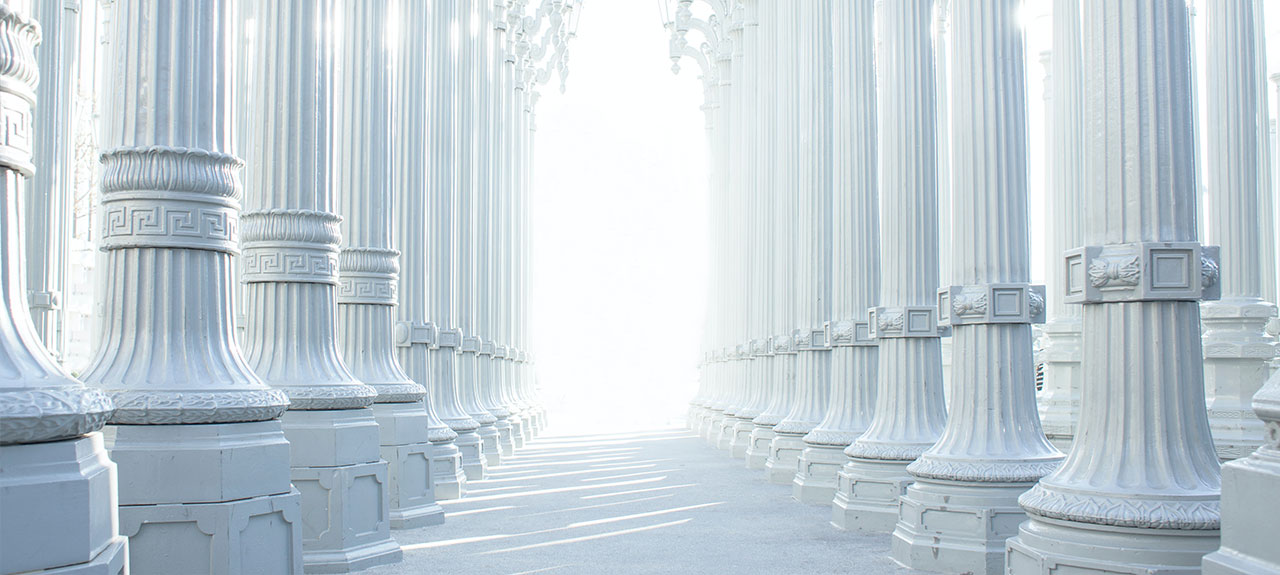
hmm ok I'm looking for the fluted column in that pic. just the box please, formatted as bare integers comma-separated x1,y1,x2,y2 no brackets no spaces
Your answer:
1038,0,1085,452
23,0,74,359
392,0,466,502
1201,0,1279,462
745,0,784,470
890,1,1063,571
768,0,831,487
730,0,768,460
334,0,444,530
832,0,947,533
1008,0,1223,570
717,6,749,454
0,2,125,572
480,0,515,458
84,0,305,571
796,0,879,506
462,0,502,468
935,0,955,411
240,1,400,569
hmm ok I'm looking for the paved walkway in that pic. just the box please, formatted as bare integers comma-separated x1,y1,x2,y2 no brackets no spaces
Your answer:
375,428,919,575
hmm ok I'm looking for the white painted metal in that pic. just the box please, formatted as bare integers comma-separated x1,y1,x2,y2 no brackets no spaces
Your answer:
1007,0,1224,570
239,1,400,570
832,0,947,534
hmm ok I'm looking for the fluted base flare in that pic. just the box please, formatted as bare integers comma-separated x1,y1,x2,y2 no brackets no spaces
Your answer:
432,441,466,500
0,434,125,575
891,479,1031,575
1202,448,1280,574
1007,518,1220,575
831,458,914,532
792,443,849,505
765,432,806,485
745,425,776,470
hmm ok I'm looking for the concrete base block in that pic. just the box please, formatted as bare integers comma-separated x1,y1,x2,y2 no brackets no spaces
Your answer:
107,421,293,504
890,479,1031,575
1203,448,1280,574
281,409,382,468
494,420,514,458
292,462,401,573
1007,518,1220,575
0,434,122,575
509,415,527,450
120,488,302,575
792,444,846,505
517,413,533,446
729,420,754,459
831,457,913,533
745,425,775,470
716,417,741,451
765,432,805,485
39,537,128,575
454,430,485,480
705,412,725,445
379,443,444,529
477,425,502,468
431,441,466,501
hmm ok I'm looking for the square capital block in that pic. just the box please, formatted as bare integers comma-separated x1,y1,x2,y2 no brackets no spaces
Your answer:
826,319,877,347
937,284,1046,327
772,332,799,355
393,320,436,347
1064,242,1221,304
435,328,463,349
869,306,948,338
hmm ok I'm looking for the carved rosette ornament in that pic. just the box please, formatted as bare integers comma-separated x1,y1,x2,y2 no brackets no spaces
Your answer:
0,2,113,446
1008,1,1225,571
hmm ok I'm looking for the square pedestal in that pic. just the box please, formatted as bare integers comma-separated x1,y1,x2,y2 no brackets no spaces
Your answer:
107,421,293,504
729,421,755,459
281,409,382,468
890,479,1030,575
454,431,485,480
431,443,466,500
831,457,913,532
293,462,401,573
495,421,515,458
793,444,846,505
0,434,121,574
1007,517,1220,575
745,426,775,470
380,442,444,529
478,426,502,467
120,488,302,575
1203,450,1280,574
716,418,739,451
41,537,127,575
765,433,805,485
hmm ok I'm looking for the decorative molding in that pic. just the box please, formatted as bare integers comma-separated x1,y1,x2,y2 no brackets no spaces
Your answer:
337,247,398,305
0,387,114,445
240,209,342,285
906,456,1062,484
108,389,291,425
1018,483,1220,530
1064,242,1221,303
868,306,948,338
436,327,463,349
937,283,1047,326
394,321,436,348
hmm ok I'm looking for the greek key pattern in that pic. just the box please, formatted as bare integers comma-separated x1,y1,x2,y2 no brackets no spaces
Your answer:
337,276,396,304
337,247,398,304
241,210,343,284
101,195,239,253
242,244,339,284
100,146,243,198
1065,242,1221,304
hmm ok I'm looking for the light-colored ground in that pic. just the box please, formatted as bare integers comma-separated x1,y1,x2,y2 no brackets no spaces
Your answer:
373,427,920,575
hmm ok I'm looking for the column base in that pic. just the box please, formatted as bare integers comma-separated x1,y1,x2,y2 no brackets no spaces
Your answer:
509,414,527,450
716,416,744,451
831,457,913,533
0,434,123,575
705,411,726,444
1202,447,1280,574
745,425,775,470
1007,517,1220,575
431,440,467,500
494,419,515,458
890,479,1031,575
121,489,302,575
371,402,445,529
40,537,127,575
477,424,502,468
1206,407,1266,462
452,430,485,480
792,443,846,505
516,411,534,444
764,432,805,485
729,419,756,459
